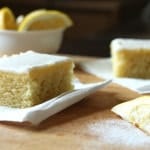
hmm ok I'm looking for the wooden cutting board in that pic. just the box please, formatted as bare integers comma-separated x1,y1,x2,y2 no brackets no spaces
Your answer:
0,70,150,150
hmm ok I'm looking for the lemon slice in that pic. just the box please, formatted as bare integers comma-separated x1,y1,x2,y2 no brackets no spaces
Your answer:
0,7,17,30
18,10,73,31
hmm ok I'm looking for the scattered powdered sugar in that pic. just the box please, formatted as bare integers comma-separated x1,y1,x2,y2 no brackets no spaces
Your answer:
87,118,150,149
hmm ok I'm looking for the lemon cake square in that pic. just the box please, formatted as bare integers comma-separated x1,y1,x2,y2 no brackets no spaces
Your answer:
0,51,74,108
110,38,150,79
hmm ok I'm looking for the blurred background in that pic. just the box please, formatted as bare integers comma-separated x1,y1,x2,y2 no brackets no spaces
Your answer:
1,0,150,57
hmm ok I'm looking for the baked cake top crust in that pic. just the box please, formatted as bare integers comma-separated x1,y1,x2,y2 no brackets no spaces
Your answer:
0,51,72,73
111,38,150,51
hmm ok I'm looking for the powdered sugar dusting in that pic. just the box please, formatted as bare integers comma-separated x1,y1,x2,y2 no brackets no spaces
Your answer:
87,117,150,149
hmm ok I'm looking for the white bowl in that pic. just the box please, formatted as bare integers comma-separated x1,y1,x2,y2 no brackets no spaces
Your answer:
0,28,65,56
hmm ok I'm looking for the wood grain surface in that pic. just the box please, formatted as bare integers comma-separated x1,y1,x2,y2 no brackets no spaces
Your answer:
0,70,150,150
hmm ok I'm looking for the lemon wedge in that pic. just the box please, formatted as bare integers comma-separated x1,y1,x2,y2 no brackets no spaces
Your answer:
16,9,46,25
0,7,17,30
18,10,73,31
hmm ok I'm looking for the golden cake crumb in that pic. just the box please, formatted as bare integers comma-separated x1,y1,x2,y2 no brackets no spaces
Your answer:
0,51,74,108
110,38,150,79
